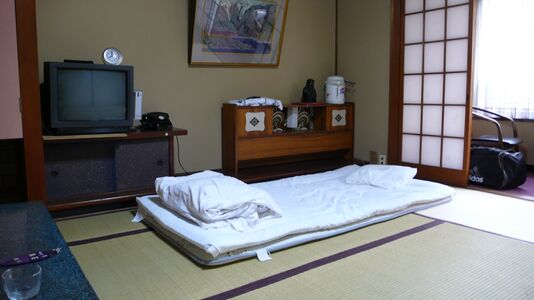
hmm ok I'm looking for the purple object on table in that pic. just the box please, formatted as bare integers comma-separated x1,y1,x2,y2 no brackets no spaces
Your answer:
0,248,61,268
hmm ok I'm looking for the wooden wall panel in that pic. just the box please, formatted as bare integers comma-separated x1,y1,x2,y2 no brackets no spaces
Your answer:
238,131,353,161
15,0,47,202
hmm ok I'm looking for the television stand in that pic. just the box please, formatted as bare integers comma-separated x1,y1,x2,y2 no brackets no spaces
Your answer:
42,128,187,211
48,126,132,135
43,132,128,141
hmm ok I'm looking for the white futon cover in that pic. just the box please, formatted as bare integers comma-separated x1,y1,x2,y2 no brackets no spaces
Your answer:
135,165,454,258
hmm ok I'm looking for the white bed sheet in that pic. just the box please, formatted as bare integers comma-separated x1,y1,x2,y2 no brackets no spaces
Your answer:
135,165,455,260
141,197,450,265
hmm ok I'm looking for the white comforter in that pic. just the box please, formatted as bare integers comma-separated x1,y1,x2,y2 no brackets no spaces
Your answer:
155,171,282,231
136,165,454,258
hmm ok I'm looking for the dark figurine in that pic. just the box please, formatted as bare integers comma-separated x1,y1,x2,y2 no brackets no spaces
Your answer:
302,79,317,103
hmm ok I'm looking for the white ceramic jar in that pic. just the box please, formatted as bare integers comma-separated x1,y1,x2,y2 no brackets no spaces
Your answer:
325,76,345,104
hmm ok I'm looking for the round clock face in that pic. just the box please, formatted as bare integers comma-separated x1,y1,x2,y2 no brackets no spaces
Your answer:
102,47,123,65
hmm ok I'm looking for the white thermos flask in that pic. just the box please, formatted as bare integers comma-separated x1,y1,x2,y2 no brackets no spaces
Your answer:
325,76,345,104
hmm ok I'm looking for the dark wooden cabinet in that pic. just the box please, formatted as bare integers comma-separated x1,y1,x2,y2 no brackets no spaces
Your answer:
45,142,115,200
222,103,354,182
115,139,169,191
43,128,187,211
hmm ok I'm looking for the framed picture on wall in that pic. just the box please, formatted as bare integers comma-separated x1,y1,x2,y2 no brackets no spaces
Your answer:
189,0,289,67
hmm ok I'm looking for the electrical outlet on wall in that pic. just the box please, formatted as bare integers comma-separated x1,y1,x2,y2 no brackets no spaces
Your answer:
370,151,387,165
378,154,387,165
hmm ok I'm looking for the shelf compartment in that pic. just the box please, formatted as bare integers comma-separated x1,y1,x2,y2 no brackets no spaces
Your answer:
236,152,353,183
237,130,353,161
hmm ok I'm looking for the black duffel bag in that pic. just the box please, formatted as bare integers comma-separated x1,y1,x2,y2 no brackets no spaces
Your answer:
469,146,527,189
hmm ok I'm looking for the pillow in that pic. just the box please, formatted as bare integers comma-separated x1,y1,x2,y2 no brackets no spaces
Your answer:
345,165,417,189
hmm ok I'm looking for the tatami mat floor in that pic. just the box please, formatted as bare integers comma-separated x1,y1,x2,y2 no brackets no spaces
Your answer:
418,187,534,243
55,188,534,299
240,223,533,300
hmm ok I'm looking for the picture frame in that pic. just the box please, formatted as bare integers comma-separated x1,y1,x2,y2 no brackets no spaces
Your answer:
189,0,289,67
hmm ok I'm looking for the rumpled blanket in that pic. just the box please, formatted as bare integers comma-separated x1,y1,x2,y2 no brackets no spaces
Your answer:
155,171,282,231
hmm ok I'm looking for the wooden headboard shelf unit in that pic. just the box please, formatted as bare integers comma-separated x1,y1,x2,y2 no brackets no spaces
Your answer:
222,102,354,182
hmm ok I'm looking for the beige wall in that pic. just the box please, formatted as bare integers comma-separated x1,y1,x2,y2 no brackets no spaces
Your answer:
36,0,336,172
337,0,391,162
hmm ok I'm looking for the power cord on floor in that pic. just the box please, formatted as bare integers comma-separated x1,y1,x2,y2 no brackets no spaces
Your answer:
175,136,189,175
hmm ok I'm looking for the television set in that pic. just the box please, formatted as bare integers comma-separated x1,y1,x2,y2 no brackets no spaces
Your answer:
42,61,134,135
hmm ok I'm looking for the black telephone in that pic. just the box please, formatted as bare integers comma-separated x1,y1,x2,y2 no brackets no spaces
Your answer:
141,112,173,131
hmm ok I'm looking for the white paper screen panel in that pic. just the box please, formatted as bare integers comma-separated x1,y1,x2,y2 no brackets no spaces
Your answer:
442,138,464,170
401,0,470,170
425,9,445,41
448,0,469,6
405,14,423,44
422,106,442,135
421,136,442,166
404,75,422,103
405,0,424,14
403,105,421,134
447,5,469,39
446,39,468,71
426,0,445,10
423,74,443,104
424,42,444,73
402,134,420,164
444,73,467,104
404,45,423,73
443,106,466,137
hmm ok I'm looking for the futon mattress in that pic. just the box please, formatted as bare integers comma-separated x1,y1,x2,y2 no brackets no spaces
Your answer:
135,165,454,265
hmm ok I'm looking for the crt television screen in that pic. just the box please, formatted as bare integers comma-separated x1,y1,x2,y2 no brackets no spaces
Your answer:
57,69,127,121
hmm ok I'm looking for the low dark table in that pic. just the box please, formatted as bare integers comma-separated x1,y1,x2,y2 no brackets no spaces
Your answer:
0,202,97,299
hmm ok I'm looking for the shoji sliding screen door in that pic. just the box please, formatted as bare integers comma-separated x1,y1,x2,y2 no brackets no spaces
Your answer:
389,0,474,186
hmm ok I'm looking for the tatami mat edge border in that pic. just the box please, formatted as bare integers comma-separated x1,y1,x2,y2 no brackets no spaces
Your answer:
55,207,137,222
203,219,444,300
68,228,154,247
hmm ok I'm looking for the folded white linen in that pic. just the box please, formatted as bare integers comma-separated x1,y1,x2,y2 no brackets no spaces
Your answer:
345,164,417,189
155,171,282,231
227,97,283,111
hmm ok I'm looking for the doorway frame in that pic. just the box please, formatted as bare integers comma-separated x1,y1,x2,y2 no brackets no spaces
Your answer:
388,0,476,187
15,0,47,202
